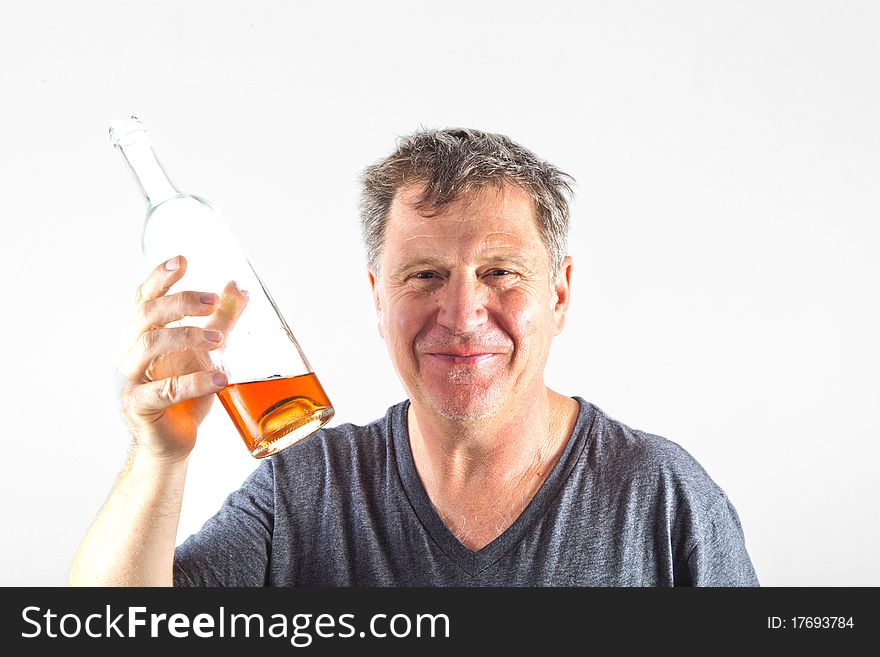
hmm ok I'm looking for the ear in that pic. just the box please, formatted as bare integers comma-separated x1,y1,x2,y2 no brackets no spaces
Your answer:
368,268,385,339
552,256,573,335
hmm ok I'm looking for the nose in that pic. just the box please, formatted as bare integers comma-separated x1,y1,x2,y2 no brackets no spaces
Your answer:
436,272,488,334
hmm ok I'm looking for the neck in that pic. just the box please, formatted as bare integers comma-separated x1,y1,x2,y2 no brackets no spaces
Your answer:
407,387,576,500
407,387,578,550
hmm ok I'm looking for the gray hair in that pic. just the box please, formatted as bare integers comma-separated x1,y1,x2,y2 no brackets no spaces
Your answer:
359,127,575,277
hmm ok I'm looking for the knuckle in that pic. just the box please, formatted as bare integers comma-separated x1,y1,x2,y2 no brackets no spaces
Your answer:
181,291,197,313
160,376,180,402
183,296,204,320
126,388,142,411
121,384,144,419
140,328,159,352
134,300,150,326
183,326,201,343
144,354,166,382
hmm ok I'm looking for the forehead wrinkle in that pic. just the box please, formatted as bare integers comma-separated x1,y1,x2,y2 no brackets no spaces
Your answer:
399,231,532,255
402,233,438,244
394,226,540,266
385,183,547,273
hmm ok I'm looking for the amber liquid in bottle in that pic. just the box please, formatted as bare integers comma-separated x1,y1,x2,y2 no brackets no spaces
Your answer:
217,372,334,458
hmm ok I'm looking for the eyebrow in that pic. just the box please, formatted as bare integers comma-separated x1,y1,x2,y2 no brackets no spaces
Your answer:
393,253,534,276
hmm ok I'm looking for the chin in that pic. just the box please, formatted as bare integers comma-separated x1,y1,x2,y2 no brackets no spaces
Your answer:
424,384,505,423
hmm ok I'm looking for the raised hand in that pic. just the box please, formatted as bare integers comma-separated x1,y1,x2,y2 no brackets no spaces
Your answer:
117,255,248,462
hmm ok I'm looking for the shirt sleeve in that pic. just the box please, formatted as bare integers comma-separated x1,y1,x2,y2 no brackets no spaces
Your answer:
173,459,275,586
683,494,760,587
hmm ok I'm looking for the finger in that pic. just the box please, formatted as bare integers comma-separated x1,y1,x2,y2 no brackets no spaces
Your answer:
121,326,225,381
134,255,187,305
129,370,228,414
204,280,250,334
136,290,219,331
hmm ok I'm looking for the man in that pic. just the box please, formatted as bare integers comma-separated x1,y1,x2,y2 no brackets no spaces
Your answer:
69,128,758,586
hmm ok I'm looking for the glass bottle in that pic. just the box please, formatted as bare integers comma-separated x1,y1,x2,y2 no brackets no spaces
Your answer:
109,116,334,458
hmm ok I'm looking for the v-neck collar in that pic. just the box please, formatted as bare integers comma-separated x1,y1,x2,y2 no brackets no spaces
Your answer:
391,397,595,576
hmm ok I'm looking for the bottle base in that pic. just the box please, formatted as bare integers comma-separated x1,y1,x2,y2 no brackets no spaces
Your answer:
216,373,335,459
250,404,335,459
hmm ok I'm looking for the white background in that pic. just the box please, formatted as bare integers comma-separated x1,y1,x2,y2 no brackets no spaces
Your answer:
1,0,877,587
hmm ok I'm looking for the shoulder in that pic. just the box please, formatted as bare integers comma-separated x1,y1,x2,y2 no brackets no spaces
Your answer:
575,399,757,580
576,398,727,512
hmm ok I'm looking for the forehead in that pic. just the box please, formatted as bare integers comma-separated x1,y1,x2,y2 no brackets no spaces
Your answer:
384,183,545,262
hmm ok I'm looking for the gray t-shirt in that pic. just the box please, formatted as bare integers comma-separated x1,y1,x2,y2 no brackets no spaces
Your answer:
174,397,759,586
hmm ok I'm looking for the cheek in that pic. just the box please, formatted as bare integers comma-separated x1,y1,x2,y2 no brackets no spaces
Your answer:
386,299,425,351
497,292,552,346
496,298,532,339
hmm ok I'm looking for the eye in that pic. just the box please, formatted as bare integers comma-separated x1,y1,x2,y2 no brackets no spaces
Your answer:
487,269,513,277
412,271,436,280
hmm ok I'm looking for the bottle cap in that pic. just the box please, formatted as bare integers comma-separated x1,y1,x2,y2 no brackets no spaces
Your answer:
109,116,147,148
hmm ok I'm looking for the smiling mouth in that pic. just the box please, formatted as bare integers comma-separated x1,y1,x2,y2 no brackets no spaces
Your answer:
425,353,497,365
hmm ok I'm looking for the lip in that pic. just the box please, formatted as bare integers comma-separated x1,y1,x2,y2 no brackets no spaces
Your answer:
425,353,497,365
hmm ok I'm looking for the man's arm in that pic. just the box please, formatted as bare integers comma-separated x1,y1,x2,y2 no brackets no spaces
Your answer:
67,448,188,586
68,255,242,586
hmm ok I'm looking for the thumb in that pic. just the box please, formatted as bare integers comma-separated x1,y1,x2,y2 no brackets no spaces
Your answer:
205,280,249,334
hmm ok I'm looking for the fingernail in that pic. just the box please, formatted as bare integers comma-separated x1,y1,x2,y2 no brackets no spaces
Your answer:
212,372,227,387
204,329,222,342
200,293,216,305
165,256,180,271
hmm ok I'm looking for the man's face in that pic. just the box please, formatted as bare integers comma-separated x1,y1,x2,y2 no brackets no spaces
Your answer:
369,183,572,423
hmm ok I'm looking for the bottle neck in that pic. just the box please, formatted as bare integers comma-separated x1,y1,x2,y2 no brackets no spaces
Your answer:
114,130,180,208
